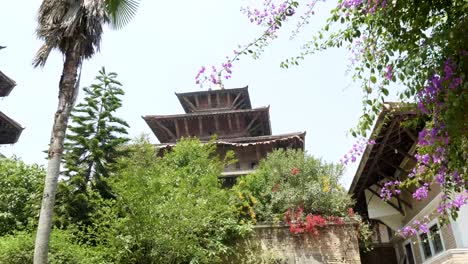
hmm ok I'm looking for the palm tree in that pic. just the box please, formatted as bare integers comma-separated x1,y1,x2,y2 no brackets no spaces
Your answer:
33,1,139,263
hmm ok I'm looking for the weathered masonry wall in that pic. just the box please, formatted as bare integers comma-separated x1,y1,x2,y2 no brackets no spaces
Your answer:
252,224,361,264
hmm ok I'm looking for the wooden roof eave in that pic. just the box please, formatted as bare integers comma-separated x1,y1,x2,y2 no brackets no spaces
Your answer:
0,111,24,144
348,102,419,196
348,109,389,195
154,131,306,149
143,107,272,142
143,106,270,121
0,111,22,131
0,70,17,97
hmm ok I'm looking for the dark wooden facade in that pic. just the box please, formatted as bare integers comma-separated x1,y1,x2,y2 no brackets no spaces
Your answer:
0,70,23,145
144,86,305,186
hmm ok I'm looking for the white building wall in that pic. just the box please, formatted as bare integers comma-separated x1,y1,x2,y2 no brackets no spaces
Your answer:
451,204,468,248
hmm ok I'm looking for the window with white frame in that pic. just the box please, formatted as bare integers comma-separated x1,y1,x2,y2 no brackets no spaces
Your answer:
403,240,416,264
419,221,445,260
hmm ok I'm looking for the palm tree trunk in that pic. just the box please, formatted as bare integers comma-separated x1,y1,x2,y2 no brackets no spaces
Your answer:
34,47,81,264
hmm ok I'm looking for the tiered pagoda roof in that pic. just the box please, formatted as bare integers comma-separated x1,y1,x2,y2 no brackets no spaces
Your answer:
0,69,23,145
143,87,275,143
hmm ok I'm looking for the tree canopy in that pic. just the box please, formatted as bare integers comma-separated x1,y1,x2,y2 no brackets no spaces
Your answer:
0,158,44,236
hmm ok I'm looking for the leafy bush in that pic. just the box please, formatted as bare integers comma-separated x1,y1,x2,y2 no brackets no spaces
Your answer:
234,149,353,223
105,138,252,263
0,230,111,264
0,157,45,235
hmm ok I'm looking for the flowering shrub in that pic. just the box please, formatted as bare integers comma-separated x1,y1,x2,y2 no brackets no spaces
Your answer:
233,149,354,225
284,207,328,235
232,149,373,249
234,190,259,225
372,59,466,237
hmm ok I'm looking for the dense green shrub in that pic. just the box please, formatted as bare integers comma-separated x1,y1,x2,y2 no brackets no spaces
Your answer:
0,143,359,263
234,149,353,223
0,157,45,235
105,138,252,263
0,230,111,264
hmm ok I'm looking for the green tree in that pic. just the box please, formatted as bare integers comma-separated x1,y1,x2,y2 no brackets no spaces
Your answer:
0,158,45,236
107,138,251,263
63,67,129,198
54,68,129,228
33,1,139,262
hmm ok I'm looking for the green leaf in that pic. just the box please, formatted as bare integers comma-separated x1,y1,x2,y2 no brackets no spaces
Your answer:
382,88,389,96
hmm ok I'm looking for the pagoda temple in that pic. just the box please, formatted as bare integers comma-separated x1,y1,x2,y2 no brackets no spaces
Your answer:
0,69,23,146
143,86,305,186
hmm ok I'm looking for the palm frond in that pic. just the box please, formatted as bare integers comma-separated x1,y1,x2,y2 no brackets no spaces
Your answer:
106,0,139,30
33,0,137,67
33,43,54,67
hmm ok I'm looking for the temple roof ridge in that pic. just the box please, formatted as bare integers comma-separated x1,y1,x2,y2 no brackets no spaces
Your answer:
175,86,252,113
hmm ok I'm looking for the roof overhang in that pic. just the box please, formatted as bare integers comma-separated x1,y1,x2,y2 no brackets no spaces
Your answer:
348,103,424,216
0,70,16,97
0,111,23,144
143,106,272,143
143,106,268,120
155,131,306,151
349,103,419,194
349,103,424,217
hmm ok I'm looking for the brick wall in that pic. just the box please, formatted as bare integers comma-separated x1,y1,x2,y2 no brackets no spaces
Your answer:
250,224,361,264
441,223,457,251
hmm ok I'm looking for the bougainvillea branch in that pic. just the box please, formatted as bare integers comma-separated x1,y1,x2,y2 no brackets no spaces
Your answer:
200,0,467,239
196,0,308,88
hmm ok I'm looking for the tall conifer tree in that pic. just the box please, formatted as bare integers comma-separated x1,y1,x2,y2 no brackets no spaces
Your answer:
63,67,129,199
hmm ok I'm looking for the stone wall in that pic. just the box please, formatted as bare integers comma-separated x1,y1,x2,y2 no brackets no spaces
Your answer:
252,224,361,264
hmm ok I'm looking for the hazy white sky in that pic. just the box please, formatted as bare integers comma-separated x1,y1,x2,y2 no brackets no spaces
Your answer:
1,0,370,187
